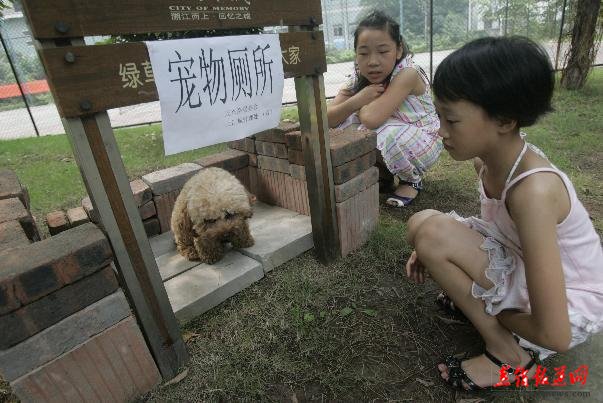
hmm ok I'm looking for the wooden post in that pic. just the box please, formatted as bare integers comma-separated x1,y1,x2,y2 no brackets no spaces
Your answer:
36,35,189,381
295,73,340,263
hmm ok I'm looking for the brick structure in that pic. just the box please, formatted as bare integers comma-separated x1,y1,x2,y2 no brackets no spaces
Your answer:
0,219,161,401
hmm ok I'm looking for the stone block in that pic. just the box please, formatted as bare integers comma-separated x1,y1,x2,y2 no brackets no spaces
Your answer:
0,266,119,349
257,155,290,174
329,128,377,167
254,121,299,143
229,137,256,153
255,141,288,159
195,149,249,172
66,207,89,228
149,231,176,258
81,196,100,223
143,217,161,237
334,166,379,203
289,164,306,181
155,241,200,282
0,291,131,382
285,130,303,151
0,198,39,242
337,182,379,257
332,150,376,185
154,189,180,233
0,223,112,314
139,199,157,220
141,163,201,195
0,220,30,252
46,210,70,236
130,179,152,207
165,251,263,323
10,316,160,403
237,202,313,272
288,149,305,166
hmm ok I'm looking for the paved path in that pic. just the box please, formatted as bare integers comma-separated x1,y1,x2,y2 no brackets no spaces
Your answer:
1,43,600,140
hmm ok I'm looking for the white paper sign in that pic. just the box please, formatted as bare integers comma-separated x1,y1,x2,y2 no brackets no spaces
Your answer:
146,34,284,155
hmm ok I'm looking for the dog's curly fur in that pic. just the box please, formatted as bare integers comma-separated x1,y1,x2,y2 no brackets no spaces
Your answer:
171,167,254,264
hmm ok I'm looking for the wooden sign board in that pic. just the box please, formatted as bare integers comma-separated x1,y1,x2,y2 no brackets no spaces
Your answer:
40,31,326,117
22,0,322,39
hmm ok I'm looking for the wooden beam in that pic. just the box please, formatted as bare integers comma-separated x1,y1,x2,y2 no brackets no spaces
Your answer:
39,31,326,117
22,0,322,39
295,73,340,263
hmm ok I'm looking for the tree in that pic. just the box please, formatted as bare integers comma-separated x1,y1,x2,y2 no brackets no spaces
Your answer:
561,0,601,89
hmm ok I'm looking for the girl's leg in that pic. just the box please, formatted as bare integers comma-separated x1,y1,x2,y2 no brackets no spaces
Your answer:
408,212,536,388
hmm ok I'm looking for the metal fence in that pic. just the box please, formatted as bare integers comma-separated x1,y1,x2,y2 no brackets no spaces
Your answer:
0,0,601,140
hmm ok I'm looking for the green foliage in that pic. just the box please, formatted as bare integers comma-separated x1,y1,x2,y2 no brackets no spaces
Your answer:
325,48,355,64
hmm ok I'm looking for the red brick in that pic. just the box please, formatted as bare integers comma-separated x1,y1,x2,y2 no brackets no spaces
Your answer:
285,130,303,151
332,150,377,185
81,196,100,223
0,198,39,241
329,128,377,167
0,220,30,251
255,141,288,159
154,190,180,233
11,316,160,403
0,266,118,349
138,199,157,220
66,207,89,228
141,163,201,195
335,166,379,202
257,155,290,174
143,217,160,237
130,179,152,207
254,122,299,143
0,169,29,209
46,210,70,235
289,164,306,181
229,137,256,153
0,223,112,314
288,149,305,165
337,182,379,256
194,149,249,171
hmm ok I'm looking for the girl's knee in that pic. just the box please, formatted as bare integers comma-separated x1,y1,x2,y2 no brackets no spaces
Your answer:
413,214,456,258
407,209,442,244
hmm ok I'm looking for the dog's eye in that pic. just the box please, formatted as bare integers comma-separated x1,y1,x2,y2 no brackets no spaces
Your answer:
225,211,234,219
206,218,217,224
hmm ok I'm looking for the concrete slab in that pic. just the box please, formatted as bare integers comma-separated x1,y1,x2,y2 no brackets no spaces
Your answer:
156,248,200,282
239,202,313,273
149,231,175,257
164,251,263,323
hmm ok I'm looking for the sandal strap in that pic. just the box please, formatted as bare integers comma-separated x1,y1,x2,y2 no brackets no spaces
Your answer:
484,348,539,374
400,180,423,191
444,355,483,391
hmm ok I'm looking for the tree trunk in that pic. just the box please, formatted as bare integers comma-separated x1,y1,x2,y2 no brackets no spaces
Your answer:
560,0,601,90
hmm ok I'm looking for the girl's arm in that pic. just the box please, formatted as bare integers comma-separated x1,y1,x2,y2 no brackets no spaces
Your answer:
327,85,384,128
496,173,572,352
357,68,421,130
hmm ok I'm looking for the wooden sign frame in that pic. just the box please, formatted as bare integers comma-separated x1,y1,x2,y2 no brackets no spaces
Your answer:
22,0,340,381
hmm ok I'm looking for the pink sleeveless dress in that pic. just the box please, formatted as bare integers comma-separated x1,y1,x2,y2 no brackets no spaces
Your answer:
451,141,603,359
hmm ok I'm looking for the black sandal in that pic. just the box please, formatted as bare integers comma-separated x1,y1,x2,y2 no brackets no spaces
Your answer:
442,348,539,391
436,291,468,322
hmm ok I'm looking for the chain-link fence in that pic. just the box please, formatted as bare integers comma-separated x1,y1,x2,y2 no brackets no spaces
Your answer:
0,0,601,140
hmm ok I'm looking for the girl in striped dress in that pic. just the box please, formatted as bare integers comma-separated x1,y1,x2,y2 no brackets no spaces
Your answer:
327,10,442,207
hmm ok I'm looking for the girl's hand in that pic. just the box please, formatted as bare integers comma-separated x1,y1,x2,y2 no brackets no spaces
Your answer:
405,250,427,284
353,84,385,108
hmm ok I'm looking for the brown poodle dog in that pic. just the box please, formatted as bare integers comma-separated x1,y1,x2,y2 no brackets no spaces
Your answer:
171,167,254,264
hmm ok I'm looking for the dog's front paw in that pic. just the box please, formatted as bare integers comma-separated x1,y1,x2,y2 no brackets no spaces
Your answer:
178,245,199,261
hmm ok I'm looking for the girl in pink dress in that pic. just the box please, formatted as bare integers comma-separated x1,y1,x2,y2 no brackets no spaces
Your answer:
405,36,603,390
327,11,441,207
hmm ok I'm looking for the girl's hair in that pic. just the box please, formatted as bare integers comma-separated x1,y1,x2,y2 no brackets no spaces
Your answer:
433,36,554,128
351,10,411,93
